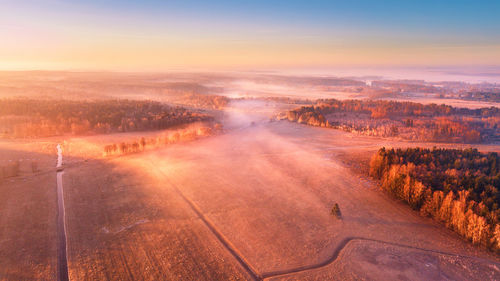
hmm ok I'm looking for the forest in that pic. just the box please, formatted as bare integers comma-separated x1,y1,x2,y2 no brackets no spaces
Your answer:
454,92,500,103
284,99,499,143
0,99,213,138
177,93,229,109
371,80,445,94
369,147,500,251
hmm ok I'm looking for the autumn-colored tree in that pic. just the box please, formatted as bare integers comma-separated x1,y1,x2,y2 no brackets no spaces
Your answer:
370,147,500,251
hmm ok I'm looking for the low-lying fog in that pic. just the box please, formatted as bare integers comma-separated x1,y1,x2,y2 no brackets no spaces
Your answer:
105,99,499,277
1,86,499,280
0,69,498,109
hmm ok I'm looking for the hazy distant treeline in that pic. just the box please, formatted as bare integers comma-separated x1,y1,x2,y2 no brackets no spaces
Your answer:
371,80,445,94
370,147,500,251
452,92,500,103
367,80,500,102
178,93,229,109
0,99,213,138
284,99,499,143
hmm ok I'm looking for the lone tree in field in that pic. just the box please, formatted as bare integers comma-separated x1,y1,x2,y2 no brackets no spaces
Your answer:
331,203,342,218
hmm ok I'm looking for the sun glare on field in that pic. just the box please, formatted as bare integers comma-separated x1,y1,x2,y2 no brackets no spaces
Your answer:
0,1,499,281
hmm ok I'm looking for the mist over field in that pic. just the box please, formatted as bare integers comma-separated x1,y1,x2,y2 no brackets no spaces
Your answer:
0,69,499,281
1,0,500,280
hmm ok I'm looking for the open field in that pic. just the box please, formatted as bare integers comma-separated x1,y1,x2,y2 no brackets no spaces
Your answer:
268,239,500,281
0,156,58,280
0,140,61,280
2,0,500,278
62,159,253,280
29,100,495,280
0,98,499,280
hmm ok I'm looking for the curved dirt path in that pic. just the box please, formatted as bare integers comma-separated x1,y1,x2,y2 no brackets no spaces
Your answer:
124,102,500,280
260,236,500,279
152,154,498,281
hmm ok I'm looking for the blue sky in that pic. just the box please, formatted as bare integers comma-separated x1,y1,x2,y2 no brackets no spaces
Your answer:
1,0,499,70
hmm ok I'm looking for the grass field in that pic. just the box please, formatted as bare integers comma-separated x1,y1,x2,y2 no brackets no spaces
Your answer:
1,100,499,280
0,156,57,280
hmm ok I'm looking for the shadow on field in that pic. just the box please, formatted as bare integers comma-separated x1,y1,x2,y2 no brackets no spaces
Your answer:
0,147,59,281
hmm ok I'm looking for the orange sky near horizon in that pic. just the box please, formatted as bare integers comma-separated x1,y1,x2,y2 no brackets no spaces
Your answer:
3,40,499,71
1,1,500,71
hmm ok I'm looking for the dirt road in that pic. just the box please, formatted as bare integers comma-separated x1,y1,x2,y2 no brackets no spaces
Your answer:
56,144,69,281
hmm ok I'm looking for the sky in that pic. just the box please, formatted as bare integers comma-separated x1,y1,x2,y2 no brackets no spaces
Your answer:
1,0,499,71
